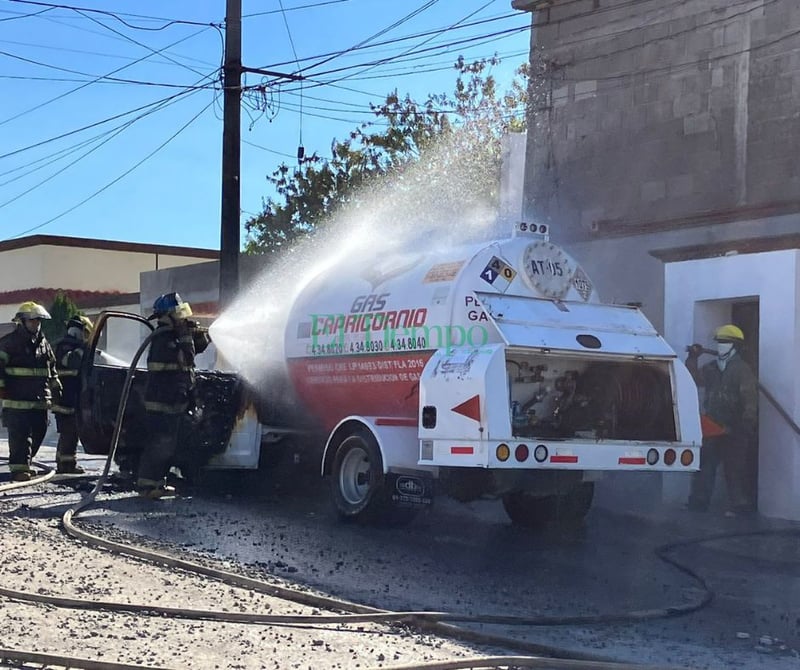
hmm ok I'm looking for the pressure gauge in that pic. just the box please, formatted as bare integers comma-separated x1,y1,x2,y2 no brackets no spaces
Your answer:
520,241,573,299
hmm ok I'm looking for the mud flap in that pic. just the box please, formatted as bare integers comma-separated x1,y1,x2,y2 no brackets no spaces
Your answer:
387,472,434,509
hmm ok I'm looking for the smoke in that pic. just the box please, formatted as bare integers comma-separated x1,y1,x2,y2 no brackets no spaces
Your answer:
210,129,504,387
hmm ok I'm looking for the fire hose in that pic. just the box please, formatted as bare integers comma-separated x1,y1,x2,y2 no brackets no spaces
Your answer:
0,333,747,670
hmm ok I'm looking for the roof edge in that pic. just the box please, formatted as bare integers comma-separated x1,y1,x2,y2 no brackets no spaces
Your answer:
0,234,219,258
649,234,800,263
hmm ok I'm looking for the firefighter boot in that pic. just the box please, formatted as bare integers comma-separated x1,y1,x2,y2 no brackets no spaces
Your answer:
56,461,85,475
11,471,32,483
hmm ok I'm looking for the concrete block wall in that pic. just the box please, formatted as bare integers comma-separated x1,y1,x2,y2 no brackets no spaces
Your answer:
519,0,800,242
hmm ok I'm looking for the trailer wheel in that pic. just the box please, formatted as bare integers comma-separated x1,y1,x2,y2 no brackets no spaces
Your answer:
331,429,416,526
502,482,594,528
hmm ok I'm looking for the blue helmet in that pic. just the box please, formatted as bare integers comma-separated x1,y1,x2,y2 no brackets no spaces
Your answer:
151,292,192,319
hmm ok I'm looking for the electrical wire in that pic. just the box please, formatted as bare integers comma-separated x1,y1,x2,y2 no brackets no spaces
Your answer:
0,3,52,21
301,0,443,74
3,99,214,240
0,49,218,88
0,26,216,127
34,12,221,69
278,25,530,94
261,9,523,72
242,0,350,19
242,138,297,160
277,0,304,160
320,0,494,88
0,89,214,161
8,0,216,29
0,89,203,208
71,8,213,79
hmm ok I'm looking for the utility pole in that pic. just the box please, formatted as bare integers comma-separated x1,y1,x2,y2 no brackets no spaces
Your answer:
219,0,242,310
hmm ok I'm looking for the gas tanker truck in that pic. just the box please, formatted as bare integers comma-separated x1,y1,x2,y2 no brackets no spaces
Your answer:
78,222,701,527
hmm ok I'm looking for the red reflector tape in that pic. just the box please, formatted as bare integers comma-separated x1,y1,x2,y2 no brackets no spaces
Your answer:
451,446,474,455
550,455,578,463
375,417,418,427
619,457,647,465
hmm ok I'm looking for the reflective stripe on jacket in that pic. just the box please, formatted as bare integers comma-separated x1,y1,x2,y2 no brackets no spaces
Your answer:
0,324,59,411
144,322,210,415
53,334,85,413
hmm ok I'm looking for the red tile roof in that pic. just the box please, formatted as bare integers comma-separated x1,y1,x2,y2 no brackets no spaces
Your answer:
0,288,139,310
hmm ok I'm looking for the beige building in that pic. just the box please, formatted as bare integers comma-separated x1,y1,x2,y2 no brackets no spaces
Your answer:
0,235,218,352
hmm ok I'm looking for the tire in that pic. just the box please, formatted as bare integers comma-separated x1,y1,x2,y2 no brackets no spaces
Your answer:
330,429,417,526
502,482,594,529
502,492,557,529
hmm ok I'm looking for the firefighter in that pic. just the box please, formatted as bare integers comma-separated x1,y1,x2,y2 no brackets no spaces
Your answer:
51,315,93,474
0,302,61,481
686,324,758,516
136,292,210,499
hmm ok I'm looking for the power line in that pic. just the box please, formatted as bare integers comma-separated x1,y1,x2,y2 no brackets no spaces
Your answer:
260,9,522,72
242,0,350,19
34,13,220,68
0,86,211,160
278,24,530,93
8,0,216,29
277,0,304,152
0,26,216,127
5,99,214,240
300,0,443,74
0,4,52,21
0,48,219,88
0,86,201,183
72,8,212,79
241,138,297,160
322,0,491,88
0,89,203,207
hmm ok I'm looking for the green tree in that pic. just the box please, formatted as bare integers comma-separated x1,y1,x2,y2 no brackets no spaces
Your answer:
43,291,81,343
245,57,530,255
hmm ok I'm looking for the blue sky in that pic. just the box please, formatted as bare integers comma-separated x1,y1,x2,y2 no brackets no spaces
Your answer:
0,0,532,250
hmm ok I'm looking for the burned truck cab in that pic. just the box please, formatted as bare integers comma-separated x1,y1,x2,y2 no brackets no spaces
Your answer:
76,311,257,480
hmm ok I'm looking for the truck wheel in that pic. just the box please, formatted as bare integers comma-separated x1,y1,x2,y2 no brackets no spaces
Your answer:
330,429,416,526
502,483,594,528
501,492,556,528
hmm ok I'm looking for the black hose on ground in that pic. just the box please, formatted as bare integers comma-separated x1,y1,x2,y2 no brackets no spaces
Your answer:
1,335,783,668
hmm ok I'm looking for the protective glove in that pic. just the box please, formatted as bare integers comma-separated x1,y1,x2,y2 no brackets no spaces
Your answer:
685,343,704,360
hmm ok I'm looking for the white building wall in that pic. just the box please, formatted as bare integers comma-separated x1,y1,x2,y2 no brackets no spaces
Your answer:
0,246,212,295
663,250,799,521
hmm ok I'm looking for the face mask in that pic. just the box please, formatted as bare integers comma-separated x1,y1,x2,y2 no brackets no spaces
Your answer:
717,342,734,358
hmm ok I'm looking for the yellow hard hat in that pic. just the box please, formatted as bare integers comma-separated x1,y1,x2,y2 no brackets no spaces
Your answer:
67,315,94,334
14,301,51,322
714,324,744,342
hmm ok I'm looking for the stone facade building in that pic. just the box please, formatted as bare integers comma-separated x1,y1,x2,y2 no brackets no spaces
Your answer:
513,0,800,519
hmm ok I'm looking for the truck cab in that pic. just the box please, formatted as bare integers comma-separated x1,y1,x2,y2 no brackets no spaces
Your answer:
76,311,260,480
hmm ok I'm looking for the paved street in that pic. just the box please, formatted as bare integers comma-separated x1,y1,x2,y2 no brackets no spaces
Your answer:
1,437,799,669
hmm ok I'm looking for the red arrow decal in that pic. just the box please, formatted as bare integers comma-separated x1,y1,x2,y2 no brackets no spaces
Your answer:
451,395,480,422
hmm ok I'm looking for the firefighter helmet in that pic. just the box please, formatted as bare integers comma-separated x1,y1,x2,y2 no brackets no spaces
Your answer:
151,292,192,320
714,324,744,343
67,315,94,335
14,301,51,322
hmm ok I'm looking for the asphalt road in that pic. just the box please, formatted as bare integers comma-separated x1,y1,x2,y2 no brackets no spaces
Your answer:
2,440,799,669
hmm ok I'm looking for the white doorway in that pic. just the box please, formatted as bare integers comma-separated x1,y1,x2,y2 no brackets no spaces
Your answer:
662,249,800,521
